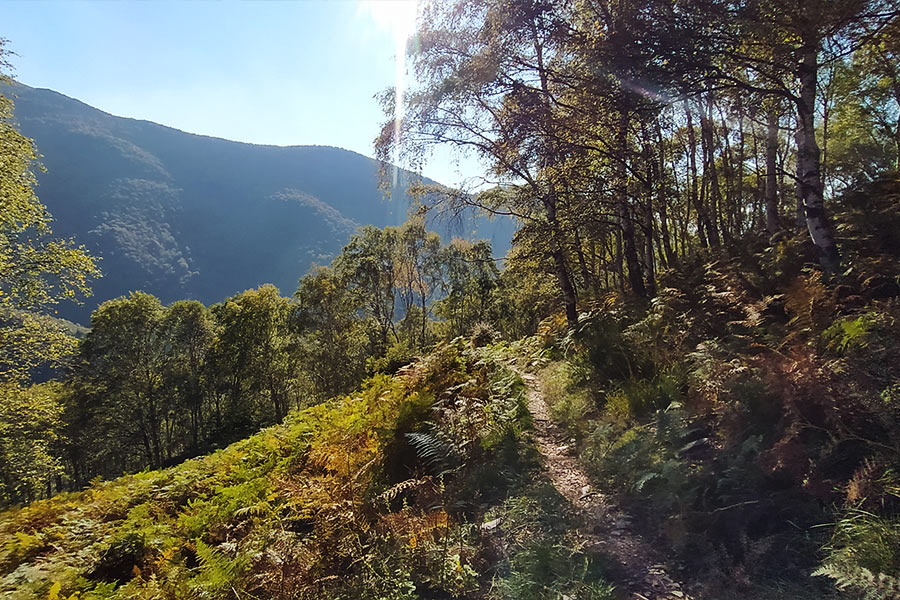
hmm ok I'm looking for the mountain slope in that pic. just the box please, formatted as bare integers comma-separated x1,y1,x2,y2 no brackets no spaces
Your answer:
0,342,616,600
6,84,513,323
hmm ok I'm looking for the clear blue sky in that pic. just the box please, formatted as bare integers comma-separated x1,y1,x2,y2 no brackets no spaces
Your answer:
3,0,479,185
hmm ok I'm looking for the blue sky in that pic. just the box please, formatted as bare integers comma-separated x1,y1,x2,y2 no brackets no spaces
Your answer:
3,0,479,185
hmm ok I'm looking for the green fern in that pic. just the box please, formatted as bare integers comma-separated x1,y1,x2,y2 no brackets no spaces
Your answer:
814,563,900,599
405,432,459,475
191,540,244,592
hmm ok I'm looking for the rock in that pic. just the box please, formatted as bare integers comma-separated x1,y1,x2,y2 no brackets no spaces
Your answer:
865,276,900,299
581,485,591,497
481,518,501,532
678,437,711,456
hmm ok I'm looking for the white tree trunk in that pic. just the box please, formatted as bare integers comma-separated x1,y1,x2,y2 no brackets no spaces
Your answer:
796,44,840,273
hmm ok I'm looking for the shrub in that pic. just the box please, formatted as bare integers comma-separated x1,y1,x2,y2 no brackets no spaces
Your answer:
470,321,500,347
539,362,592,439
604,372,684,422
368,339,416,375
815,506,900,599
823,311,891,356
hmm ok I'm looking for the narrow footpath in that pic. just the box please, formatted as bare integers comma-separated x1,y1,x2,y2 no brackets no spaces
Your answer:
518,370,694,600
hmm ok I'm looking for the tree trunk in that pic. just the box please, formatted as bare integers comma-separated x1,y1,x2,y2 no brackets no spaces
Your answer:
766,107,780,236
616,119,647,296
796,42,840,273
684,101,709,247
543,192,578,325
574,228,594,298
699,96,722,247
735,104,746,234
656,120,677,265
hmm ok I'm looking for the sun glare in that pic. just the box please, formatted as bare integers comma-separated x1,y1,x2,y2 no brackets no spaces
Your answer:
358,0,420,185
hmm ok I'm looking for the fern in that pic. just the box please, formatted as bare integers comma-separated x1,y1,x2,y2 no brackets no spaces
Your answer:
405,432,459,475
377,477,430,506
191,540,243,592
814,563,900,599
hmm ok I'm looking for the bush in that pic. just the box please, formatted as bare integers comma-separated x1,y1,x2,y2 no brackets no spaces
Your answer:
539,363,592,440
489,486,614,600
368,339,417,375
604,372,684,422
823,311,891,356
470,321,500,347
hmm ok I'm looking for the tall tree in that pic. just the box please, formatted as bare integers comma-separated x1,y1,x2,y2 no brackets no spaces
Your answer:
81,292,168,468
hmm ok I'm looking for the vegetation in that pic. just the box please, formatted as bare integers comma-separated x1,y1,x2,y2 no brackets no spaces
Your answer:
0,339,613,599
1,82,515,325
4,0,900,597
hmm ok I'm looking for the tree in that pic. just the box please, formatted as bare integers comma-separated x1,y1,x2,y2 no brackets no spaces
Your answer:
377,0,583,323
0,382,65,504
294,268,369,401
334,225,399,352
80,292,169,468
395,218,443,347
162,300,216,450
724,0,898,271
0,40,98,505
433,238,499,338
0,40,99,381
209,285,297,433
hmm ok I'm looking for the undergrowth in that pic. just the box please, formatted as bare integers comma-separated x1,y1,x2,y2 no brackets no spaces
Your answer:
523,179,900,598
0,338,607,599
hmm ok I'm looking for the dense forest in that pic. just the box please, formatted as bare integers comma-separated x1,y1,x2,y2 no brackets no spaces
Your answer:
2,0,900,597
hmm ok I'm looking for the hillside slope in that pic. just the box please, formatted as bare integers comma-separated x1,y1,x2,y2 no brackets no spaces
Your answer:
0,341,616,600
5,83,514,323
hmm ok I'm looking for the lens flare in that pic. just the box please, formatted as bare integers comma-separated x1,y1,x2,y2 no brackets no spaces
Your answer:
358,0,419,187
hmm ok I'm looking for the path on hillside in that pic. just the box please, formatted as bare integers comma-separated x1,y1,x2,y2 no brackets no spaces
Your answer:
517,370,694,600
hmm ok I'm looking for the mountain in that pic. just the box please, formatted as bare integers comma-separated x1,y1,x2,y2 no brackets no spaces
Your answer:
5,84,514,323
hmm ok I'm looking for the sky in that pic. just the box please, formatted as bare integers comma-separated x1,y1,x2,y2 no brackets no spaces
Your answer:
2,0,481,186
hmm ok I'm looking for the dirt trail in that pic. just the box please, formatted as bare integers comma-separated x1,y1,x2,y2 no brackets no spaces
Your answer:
518,370,694,600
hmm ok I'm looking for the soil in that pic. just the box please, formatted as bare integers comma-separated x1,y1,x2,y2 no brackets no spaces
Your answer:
518,370,695,600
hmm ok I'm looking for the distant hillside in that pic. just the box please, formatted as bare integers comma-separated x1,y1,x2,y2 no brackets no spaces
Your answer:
5,83,514,323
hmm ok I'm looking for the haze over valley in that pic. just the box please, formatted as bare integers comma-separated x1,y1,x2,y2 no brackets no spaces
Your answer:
7,83,513,323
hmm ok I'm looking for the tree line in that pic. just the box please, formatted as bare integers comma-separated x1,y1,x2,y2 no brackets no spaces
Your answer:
378,0,900,324
1,211,544,504
0,31,540,504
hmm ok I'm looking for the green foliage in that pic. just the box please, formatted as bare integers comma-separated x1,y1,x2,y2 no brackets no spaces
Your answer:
608,373,684,421
190,539,246,593
824,311,893,355
0,340,537,599
367,338,415,375
818,465,900,599
540,362,592,440
488,486,614,600
496,541,614,600
0,44,99,383
813,563,900,600
825,313,878,354
0,382,65,505
470,321,500,347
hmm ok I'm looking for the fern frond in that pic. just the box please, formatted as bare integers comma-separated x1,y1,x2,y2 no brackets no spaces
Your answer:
377,477,431,505
406,432,459,474
193,540,243,591
814,563,900,600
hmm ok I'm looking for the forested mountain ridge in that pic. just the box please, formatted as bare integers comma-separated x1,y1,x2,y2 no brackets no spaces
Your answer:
5,83,513,323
